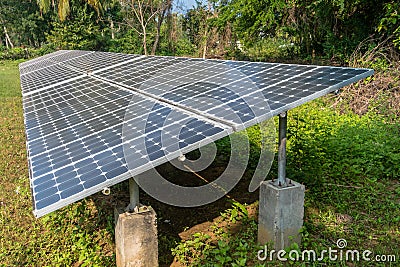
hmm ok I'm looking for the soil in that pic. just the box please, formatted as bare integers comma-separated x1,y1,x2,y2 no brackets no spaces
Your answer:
92,156,262,266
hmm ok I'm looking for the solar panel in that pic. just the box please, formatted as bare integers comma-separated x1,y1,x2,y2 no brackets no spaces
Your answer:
19,50,373,217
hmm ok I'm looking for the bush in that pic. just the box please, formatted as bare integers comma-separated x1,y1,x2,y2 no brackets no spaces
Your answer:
46,21,105,51
0,45,56,61
378,2,400,49
287,101,400,188
0,47,29,60
245,37,299,61
107,29,144,54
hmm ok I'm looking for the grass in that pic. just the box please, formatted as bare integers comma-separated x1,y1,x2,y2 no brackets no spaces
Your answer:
0,60,22,97
0,59,399,266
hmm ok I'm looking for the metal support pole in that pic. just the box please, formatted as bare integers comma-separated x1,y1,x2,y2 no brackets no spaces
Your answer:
126,177,139,212
277,112,287,187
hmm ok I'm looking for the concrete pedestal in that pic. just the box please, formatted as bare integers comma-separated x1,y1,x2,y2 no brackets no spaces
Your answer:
258,180,305,250
115,206,158,267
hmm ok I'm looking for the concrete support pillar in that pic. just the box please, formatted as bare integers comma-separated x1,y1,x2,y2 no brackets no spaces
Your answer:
115,206,158,267
258,180,305,250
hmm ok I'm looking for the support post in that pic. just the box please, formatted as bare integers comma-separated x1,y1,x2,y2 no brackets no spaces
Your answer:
115,177,158,267
277,112,287,187
126,177,139,212
258,111,305,250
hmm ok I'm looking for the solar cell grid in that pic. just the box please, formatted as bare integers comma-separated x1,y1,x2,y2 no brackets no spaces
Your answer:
20,64,83,95
19,50,373,217
20,50,95,77
47,50,93,63
19,50,69,70
19,59,62,75
93,56,183,88
59,52,141,72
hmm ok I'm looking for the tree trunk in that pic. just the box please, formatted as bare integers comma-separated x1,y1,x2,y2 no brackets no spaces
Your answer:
3,26,14,49
202,1,212,59
143,38,148,55
151,22,161,56
111,19,115,39
143,27,148,56
151,0,171,56
202,27,207,59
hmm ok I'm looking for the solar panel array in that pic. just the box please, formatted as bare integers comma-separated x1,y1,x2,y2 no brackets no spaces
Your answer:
19,50,373,217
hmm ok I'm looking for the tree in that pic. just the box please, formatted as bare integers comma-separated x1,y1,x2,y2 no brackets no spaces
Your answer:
36,0,119,49
119,0,171,55
183,0,236,58
46,1,106,50
151,0,172,55
211,0,392,60
1,0,49,48
184,1,215,58
216,0,287,46
37,0,104,21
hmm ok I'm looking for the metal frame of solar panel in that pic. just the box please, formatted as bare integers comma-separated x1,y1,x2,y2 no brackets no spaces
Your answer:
19,50,374,217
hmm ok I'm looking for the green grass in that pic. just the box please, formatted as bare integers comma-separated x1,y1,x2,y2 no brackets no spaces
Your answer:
0,60,22,97
0,60,399,266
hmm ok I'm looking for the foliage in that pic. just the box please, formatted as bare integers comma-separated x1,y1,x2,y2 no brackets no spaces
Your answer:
158,34,196,56
288,102,400,186
0,0,50,48
341,37,400,120
117,0,172,55
215,0,287,46
245,37,299,61
157,14,196,56
36,0,104,21
211,0,393,60
2,0,398,61
183,4,210,49
107,29,145,54
0,45,57,60
0,48,30,60
46,1,106,50
378,1,400,49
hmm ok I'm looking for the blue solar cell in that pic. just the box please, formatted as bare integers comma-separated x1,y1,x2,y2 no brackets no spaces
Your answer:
36,195,61,210
84,176,107,188
80,169,103,182
36,187,58,202
61,185,84,199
